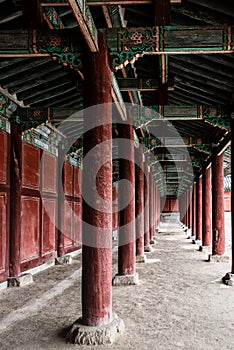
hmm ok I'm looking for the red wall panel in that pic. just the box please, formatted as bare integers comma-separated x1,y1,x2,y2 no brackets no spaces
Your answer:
0,131,7,184
64,200,73,247
64,162,73,196
21,197,40,261
74,167,81,197
74,202,81,245
42,153,57,193
42,198,56,254
22,143,40,189
0,194,7,271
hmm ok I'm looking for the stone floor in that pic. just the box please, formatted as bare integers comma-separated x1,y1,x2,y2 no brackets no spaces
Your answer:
0,226,234,350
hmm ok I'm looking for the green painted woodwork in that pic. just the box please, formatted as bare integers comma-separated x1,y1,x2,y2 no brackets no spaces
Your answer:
202,105,230,130
193,144,211,154
44,7,64,29
103,26,233,70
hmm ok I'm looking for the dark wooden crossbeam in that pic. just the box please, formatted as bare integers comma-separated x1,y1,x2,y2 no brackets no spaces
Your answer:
154,0,171,26
117,78,174,91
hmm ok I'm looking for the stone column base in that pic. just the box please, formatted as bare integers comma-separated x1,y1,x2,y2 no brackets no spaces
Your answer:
112,272,139,286
208,254,229,263
150,239,156,245
144,245,153,253
8,273,33,287
222,272,234,286
66,314,125,345
55,255,73,265
136,255,147,263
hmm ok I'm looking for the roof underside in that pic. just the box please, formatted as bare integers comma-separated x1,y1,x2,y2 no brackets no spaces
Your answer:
0,0,233,197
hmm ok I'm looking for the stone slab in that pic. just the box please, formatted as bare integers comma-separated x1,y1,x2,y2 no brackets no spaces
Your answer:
8,273,33,287
55,255,73,265
144,245,153,253
112,273,139,286
208,254,230,263
66,314,125,345
136,255,147,263
222,272,234,286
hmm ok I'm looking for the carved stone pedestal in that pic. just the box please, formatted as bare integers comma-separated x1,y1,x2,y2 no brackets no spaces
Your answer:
66,314,125,345
8,273,33,287
112,273,139,286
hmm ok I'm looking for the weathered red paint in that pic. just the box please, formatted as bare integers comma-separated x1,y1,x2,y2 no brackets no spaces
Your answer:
212,153,225,256
202,165,212,247
9,123,22,277
196,175,202,241
118,120,136,275
189,187,193,230
149,171,154,240
193,182,196,237
135,145,145,257
231,120,234,273
144,159,150,247
0,130,10,283
82,33,113,327
57,148,65,257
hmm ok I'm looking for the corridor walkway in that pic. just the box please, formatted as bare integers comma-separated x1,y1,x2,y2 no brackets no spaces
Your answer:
0,228,234,350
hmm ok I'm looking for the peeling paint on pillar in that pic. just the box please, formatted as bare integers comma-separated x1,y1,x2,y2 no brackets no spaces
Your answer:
212,152,225,256
135,145,144,257
196,175,202,241
118,120,136,276
231,120,234,273
202,165,212,247
144,159,150,247
82,33,113,327
9,123,22,278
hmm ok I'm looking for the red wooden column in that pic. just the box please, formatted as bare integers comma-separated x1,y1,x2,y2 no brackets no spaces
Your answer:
196,175,202,242
211,152,225,257
189,186,193,231
113,119,138,285
192,181,197,239
9,123,22,277
202,165,212,248
9,123,22,278
232,121,234,273
149,170,155,242
57,147,65,257
144,158,152,252
67,33,124,345
135,145,146,262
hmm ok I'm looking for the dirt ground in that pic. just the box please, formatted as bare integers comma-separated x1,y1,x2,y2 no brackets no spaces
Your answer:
0,229,234,350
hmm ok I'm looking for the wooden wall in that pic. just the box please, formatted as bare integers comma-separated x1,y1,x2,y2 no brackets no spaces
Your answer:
0,130,10,283
162,197,179,212
0,133,82,284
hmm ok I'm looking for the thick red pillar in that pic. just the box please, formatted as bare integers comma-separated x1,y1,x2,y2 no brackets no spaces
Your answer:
9,123,22,277
202,165,212,247
193,181,197,238
212,152,225,256
149,170,154,240
118,120,136,276
81,33,113,327
196,175,202,241
144,159,150,248
189,186,193,230
231,121,234,273
57,147,65,257
135,145,144,257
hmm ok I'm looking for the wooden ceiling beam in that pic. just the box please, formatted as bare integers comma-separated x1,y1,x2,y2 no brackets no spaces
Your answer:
117,77,174,91
87,0,181,5
154,0,170,26
170,66,234,93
